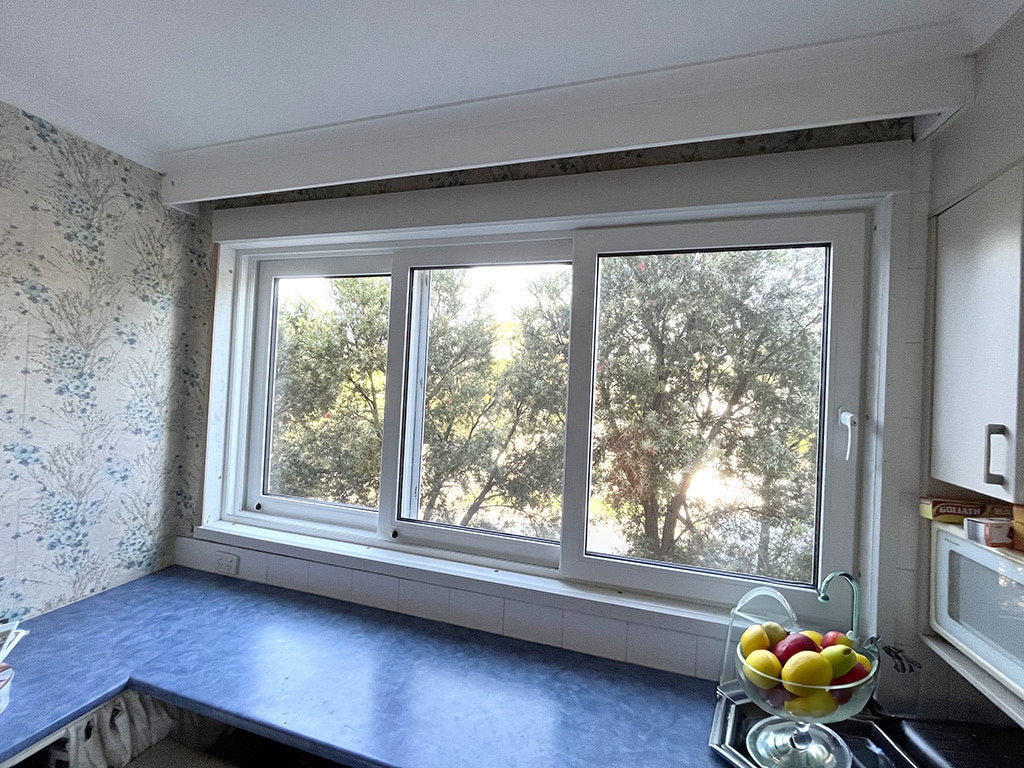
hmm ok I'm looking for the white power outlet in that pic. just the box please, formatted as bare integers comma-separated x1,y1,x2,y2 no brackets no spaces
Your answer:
215,551,240,575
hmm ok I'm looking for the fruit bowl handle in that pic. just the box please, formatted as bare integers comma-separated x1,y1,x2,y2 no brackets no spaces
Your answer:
721,587,801,688
733,586,800,627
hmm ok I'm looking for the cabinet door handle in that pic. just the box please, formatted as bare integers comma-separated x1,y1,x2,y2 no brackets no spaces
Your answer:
984,423,1007,485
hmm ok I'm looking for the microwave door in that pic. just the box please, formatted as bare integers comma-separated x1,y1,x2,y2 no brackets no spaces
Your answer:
932,529,1024,701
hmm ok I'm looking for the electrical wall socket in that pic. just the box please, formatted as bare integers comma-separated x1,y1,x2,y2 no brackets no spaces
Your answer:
215,551,240,575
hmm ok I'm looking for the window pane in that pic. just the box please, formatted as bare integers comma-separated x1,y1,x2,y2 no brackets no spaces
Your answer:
404,264,571,541
265,275,389,510
588,247,826,582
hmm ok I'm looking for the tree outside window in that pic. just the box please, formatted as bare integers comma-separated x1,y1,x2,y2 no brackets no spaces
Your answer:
260,246,827,583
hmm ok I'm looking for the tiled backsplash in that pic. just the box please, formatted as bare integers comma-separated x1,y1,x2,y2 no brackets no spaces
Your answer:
175,536,725,680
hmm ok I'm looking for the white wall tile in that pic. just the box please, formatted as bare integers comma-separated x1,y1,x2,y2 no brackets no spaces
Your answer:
267,554,309,592
308,562,353,602
174,536,210,571
235,548,269,584
449,589,505,634
503,599,563,648
626,623,697,676
695,635,726,682
563,610,627,661
399,579,450,622
174,537,268,583
351,569,400,612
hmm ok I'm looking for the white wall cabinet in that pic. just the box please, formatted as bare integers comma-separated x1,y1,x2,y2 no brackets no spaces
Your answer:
932,163,1024,503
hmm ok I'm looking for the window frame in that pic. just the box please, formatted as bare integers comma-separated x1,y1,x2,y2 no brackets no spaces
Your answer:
380,238,574,568
561,213,868,617
237,250,394,533
212,210,869,618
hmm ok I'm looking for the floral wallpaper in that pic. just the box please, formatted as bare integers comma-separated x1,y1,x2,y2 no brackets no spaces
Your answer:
0,99,213,620
0,99,909,621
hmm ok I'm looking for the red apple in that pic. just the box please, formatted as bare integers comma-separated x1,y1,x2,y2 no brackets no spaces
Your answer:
772,631,820,665
832,662,869,686
821,630,854,648
830,661,869,704
762,684,794,709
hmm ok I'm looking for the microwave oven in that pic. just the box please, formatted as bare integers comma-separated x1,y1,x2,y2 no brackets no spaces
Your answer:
931,525,1024,701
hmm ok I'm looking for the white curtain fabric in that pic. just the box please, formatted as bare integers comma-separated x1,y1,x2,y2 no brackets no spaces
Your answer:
60,690,176,768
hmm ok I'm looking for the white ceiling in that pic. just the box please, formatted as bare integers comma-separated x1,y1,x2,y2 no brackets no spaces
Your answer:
0,0,1021,203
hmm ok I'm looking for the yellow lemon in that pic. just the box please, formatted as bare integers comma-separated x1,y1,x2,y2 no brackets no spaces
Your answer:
784,689,838,719
781,650,833,696
743,649,782,690
740,624,770,657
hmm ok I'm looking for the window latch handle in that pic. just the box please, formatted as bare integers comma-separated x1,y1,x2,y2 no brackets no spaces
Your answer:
839,409,857,461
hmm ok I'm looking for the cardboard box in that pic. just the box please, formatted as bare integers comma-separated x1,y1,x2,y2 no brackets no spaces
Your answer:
919,497,985,523
986,503,1015,518
964,517,1014,547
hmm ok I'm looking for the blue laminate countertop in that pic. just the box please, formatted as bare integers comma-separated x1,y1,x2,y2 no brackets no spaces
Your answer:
1,566,724,768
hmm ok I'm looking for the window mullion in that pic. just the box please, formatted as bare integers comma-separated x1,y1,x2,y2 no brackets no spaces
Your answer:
400,270,432,522
378,253,414,538
560,235,600,574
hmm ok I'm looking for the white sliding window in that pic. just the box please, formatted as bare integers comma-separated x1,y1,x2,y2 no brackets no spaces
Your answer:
216,210,867,614
562,214,866,614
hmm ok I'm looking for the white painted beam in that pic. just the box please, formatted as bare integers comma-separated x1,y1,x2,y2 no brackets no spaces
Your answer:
211,142,913,246
165,56,971,206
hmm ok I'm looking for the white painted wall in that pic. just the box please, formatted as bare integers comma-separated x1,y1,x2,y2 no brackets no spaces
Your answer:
931,9,1024,213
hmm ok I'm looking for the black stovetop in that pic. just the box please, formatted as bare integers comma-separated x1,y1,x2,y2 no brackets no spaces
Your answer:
711,685,1023,768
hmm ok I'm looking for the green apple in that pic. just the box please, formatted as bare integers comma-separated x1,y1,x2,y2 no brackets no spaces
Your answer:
761,621,788,648
821,644,857,678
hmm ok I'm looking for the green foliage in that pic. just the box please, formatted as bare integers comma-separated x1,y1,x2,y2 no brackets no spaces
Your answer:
268,276,389,508
265,249,826,582
416,268,569,539
591,249,825,581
